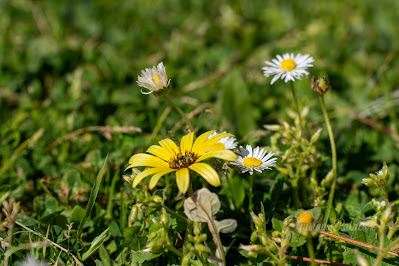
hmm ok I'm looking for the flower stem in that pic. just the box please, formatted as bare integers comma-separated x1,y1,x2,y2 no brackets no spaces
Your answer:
306,237,316,266
249,174,254,230
161,204,188,222
168,245,184,258
374,234,399,264
164,95,194,132
290,81,303,129
319,95,337,227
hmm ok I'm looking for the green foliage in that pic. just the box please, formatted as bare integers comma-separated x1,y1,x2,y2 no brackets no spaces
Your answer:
1,0,399,264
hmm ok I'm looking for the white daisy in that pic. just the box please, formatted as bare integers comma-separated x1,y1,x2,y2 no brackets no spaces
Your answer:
231,145,277,175
207,131,238,151
137,62,170,94
262,53,314,85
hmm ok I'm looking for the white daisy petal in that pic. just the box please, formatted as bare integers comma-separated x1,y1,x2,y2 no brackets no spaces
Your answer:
262,53,314,85
231,145,276,175
137,62,170,94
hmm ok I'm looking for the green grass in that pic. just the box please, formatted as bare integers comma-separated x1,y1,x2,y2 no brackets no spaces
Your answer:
1,0,399,264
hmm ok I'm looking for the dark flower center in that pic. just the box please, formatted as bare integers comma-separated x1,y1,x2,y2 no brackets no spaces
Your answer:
168,152,199,169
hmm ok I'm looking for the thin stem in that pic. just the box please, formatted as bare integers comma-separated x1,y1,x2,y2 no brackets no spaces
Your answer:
319,230,399,257
319,95,337,228
168,245,184,258
161,204,188,222
306,237,316,266
292,180,300,209
374,234,399,265
289,256,353,266
164,95,194,132
249,174,254,231
249,175,254,213
290,81,303,130
225,173,236,210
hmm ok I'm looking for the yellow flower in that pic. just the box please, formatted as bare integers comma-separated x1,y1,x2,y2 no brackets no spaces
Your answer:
126,130,237,194
297,211,313,225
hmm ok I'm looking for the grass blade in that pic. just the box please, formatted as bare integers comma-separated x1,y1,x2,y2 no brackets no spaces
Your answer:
77,154,108,237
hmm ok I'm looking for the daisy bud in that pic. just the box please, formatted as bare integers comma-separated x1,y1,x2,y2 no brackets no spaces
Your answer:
361,178,378,188
311,77,330,95
310,128,322,143
382,205,393,224
128,205,138,226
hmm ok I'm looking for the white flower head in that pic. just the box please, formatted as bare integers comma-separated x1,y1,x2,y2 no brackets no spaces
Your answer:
231,145,277,175
262,53,314,84
18,255,47,266
207,131,238,151
137,62,170,95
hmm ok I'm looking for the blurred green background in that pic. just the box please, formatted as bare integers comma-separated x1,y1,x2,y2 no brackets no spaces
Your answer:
1,0,399,263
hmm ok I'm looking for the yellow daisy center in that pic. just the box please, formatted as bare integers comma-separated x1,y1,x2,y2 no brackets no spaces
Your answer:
210,143,225,151
243,157,262,168
297,211,313,225
153,76,160,83
168,152,199,169
281,58,296,71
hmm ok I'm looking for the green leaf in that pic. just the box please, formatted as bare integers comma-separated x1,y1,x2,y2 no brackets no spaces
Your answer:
82,227,110,261
264,175,284,223
77,154,108,237
130,250,162,266
219,70,257,136
230,175,246,208
342,227,399,265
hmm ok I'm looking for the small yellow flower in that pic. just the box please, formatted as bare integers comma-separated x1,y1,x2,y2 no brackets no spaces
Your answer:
126,131,237,194
297,211,313,225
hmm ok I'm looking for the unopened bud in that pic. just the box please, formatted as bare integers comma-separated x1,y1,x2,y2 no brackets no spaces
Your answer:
310,128,322,143
250,232,258,243
195,244,211,253
181,255,190,266
128,205,138,226
161,208,168,224
151,195,163,203
382,206,393,224
311,77,330,95
250,212,263,228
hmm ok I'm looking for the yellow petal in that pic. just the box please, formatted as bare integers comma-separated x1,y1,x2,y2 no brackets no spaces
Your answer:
147,145,172,161
149,169,176,190
128,153,169,168
180,132,194,155
189,163,220,187
175,168,190,194
191,130,216,154
132,168,167,188
196,149,237,162
198,132,234,155
159,138,180,157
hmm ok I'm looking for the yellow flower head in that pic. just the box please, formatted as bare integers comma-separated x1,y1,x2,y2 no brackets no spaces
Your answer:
297,211,313,225
126,131,237,194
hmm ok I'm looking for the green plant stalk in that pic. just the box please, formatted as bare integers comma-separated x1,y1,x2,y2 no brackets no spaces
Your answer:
150,106,171,140
290,82,303,130
306,237,316,266
164,95,194,132
292,158,304,209
382,185,390,205
161,204,188,222
168,245,184,258
319,95,337,227
374,233,399,264
249,174,254,230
